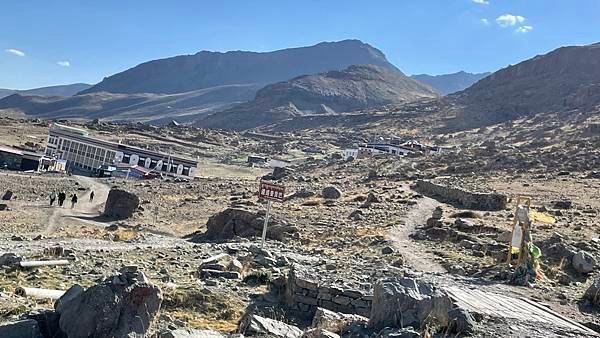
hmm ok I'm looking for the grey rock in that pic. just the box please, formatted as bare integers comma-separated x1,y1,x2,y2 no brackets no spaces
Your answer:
0,320,43,338
369,278,452,330
377,327,420,338
448,307,475,334
158,328,227,338
301,328,340,338
2,190,14,200
57,266,162,338
572,251,596,274
239,314,302,338
104,188,140,220
0,252,23,267
584,278,600,307
322,186,342,200
311,307,368,334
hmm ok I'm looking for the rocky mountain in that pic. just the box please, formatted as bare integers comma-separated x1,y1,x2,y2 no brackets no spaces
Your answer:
0,40,403,122
80,40,397,95
0,83,92,99
411,71,490,95
452,42,600,128
0,84,260,123
196,64,439,130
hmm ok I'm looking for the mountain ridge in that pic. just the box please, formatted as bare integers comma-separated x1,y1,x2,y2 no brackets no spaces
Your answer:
0,83,92,99
411,71,490,95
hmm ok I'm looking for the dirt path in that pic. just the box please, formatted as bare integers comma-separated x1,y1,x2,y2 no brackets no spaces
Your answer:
45,176,111,235
389,194,446,273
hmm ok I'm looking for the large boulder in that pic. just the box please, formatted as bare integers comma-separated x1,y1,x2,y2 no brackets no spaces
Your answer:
103,188,140,220
56,266,162,338
190,208,297,242
322,186,342,200
0,320,43,338
572,251,597,274
311,308,368,333
369,278,452,330
239,314,303,338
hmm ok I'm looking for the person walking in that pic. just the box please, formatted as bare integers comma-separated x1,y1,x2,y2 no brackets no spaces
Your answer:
58,191,66,207
71,194,78,209
49,191,57,206
89,191,95,203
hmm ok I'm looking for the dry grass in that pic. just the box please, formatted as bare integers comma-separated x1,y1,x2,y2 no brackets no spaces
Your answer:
301,198,324,206
162,288,247,332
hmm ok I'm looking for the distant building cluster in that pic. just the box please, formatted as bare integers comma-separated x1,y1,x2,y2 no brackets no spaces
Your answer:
45,124,198,178
343,139,445,160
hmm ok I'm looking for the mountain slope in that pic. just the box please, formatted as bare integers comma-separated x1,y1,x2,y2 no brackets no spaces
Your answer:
0,84,260,123
80,40,397,95
0,83,92,99
411,71,490,95
451,42,600,127
196,64,439,130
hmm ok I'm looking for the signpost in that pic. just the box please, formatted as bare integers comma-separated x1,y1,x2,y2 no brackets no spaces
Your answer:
258,181,285,248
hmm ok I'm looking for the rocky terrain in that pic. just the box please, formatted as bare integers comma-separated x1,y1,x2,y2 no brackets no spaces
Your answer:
451,42,600,128
196,65,438,130
411,71,490,95
0,114,599,337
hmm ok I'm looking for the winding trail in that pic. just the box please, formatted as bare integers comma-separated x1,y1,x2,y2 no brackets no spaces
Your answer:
389,195,446,273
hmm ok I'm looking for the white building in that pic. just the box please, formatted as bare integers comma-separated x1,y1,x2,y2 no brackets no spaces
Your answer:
45,124,198,178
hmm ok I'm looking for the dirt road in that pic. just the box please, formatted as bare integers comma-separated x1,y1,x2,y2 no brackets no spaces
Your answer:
389,195,446,273
45,176,110,235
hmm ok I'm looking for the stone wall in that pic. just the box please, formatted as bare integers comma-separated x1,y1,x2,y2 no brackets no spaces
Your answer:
284,265,372,318
413,180,507,211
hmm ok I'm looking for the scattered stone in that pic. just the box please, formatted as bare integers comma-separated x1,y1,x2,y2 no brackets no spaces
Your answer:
104,188,140,219
553,200,573,209
381,246,395,255
158,328,227,338
376,327,420,338
0,203,8,211
239,314,303,338
311,307,368,334
2,190,14,200
447,307,476,335
0,319,43,338
322,186,342,200
0,252,23,267
301,328,340,338
584,278,600,307
572,251,596,274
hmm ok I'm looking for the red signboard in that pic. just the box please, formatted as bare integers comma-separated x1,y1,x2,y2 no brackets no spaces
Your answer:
259,181,285,202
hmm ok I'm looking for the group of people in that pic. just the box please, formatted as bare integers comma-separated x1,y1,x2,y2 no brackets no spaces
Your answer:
49,190,94,209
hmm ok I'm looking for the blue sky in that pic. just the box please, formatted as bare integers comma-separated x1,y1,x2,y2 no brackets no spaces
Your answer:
1,0,598,89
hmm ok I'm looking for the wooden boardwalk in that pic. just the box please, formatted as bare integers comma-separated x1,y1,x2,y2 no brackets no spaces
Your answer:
446,286,598,336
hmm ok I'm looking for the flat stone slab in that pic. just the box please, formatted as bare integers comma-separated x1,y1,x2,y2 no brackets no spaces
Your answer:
446,286,598,336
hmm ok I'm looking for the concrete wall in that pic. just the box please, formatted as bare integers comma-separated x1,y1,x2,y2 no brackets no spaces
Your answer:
413,180,507,211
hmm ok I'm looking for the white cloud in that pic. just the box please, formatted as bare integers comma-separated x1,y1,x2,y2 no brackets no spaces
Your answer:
5,48,25,57
57,61,71,67
496,14,525,27
481,18,490,26
472,0,490,4
516,25,533,33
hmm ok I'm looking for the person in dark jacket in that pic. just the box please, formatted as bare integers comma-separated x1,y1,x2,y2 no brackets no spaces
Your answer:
89,191,95,203
58,192,66,207
70,194,78,209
